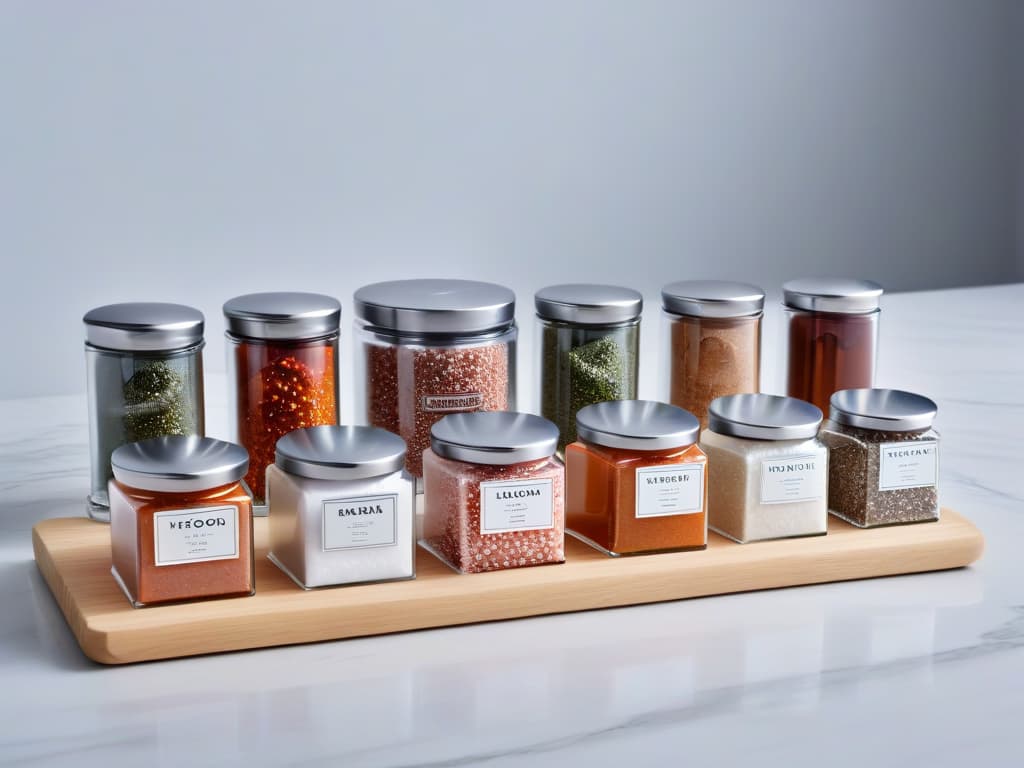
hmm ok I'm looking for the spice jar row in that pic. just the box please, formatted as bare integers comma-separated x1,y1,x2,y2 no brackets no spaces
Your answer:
106,386,940,607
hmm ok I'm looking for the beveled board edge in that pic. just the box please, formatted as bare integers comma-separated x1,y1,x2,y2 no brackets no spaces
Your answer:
32,510,984,665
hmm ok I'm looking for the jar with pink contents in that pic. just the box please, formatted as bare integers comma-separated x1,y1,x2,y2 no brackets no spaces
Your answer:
422,412,565,574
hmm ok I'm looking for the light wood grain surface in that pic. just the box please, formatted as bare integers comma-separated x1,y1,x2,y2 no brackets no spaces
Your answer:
33,511,984,664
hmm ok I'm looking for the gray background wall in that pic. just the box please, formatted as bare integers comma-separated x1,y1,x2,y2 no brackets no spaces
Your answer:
1,0,1022,402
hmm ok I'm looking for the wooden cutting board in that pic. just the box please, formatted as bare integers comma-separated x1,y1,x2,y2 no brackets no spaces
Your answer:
33,510,984,664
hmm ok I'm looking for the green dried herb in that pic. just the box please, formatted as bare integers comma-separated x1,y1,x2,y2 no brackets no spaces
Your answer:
123,361,193,442
565,336,626,445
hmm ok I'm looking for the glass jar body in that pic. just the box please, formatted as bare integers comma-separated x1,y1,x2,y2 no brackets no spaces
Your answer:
354,323,517,479
784,308,878,414
819,420,940,527
226,333,339,507
109,479,254,607
663,312,761,429
700,430,828,543
421,449,564,573
565,440,707,555
86,344,205,521
266,464,416,588
537,317,639,455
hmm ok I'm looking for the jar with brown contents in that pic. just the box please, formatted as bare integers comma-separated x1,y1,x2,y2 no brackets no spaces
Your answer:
354,280,517,484
109,436,254,608
782,278,883,414
661,281,764,429
223,292,341,509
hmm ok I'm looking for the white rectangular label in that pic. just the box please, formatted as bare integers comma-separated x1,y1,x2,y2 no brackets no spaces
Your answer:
760,454,825,505
422,393,484,412
480,478,554,534
153,505,239,567
635,464,705,518
322,494,398,551
878,440,938,491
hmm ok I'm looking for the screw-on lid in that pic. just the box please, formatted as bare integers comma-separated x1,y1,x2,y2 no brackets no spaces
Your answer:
707,394,822,441
354,279,515,335
111,436,249,493
83,303,205,352
534,284,643,325
829,388,937,432
782,278,883,314
275,425,407,481
222,292,341,341
576,400,699,451
661,281,765,318
430,411,558,465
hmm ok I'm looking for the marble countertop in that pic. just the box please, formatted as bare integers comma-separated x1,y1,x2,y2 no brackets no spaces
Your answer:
2,284,1022,767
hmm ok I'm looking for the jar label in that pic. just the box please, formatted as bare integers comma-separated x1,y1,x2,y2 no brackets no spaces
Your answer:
479,478,554,534
322,494,399,551
635,464,705,517
422,393,484,412
759,455,825,504
153,505,240,567
878,440,938,491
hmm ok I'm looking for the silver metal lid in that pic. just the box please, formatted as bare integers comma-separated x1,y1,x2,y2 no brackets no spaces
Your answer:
83,303,205,352
430,411,558,465
782,278,883,314
707,394,822,441
111,436,249,493
534,284,642,325
576,400,699,451
829,388,937,432
661,281,765,318
354,279,515,335
275,425,407,481
223,292,341,340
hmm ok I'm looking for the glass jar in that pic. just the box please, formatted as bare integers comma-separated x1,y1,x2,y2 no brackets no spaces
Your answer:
267,425,416,588
700,394,827,543
109,436,254,607
566,400,707,556
223,292,341,510
783,278,883,414
354,279,517,482
819,388,940,527
534,284,641,456
661,281,764,429
84,303,206,522
422,412,564,573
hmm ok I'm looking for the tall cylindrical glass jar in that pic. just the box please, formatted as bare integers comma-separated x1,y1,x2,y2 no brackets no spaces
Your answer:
535,284,641,455
223,292,341,509
353,279,517,483
783,278,883,414
661,281,764,429
84,303,206,522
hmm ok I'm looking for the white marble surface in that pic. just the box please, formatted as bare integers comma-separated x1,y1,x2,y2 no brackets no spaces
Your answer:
1,284,1023,767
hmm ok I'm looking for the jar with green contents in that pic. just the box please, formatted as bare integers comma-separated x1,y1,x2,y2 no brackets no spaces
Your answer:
535,284,642,455
84,303,206,522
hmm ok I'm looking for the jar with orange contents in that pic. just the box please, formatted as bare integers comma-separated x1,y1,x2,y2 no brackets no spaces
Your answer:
566,400,707,556
109,436,254,607
223,292,341,510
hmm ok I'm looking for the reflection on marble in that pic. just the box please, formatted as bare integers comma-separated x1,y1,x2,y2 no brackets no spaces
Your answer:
1,285,1023,767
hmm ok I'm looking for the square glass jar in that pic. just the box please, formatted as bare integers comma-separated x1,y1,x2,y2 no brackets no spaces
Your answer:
819,388,940,527
422,412,565,573
109,436,254,608
267,425,416,588
700,394,828,543
566,400,707,555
